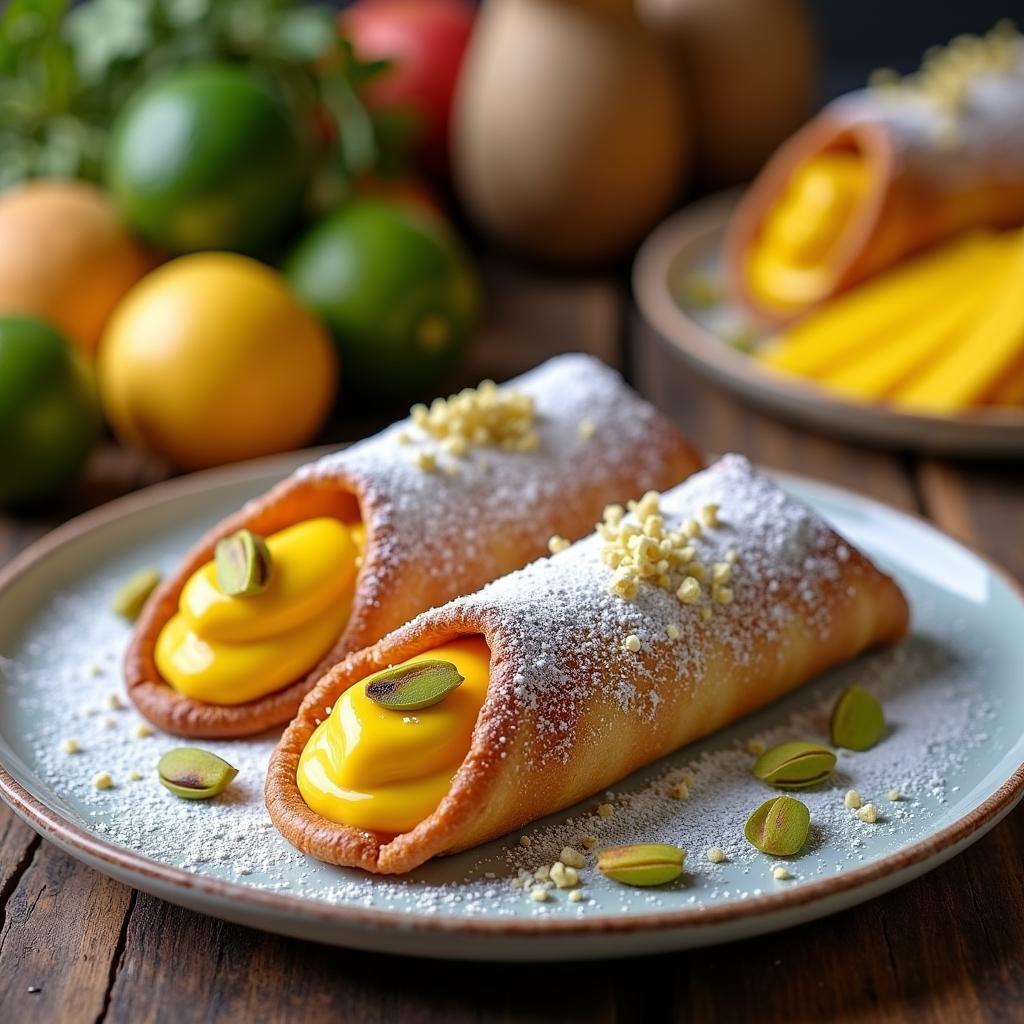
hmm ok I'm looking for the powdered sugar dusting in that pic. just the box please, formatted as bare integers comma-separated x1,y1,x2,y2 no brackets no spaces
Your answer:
287,354,677,612
0,470,1018,929
441,455,861,769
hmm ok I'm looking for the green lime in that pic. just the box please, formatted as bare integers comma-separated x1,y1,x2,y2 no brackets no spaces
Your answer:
105,63,311,254
285,200,480,397
0,316,101,508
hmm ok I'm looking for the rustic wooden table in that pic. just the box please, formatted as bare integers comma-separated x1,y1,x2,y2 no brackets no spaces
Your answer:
1,266,1022,1023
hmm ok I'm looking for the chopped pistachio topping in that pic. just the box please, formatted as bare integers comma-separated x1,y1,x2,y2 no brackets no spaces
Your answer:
597,491,739,614
411,379,538,454
867,21,1019,118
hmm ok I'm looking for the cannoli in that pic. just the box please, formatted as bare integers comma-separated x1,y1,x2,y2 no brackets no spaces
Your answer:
726,23,1024,324
266,454,909,874
126,354,701,738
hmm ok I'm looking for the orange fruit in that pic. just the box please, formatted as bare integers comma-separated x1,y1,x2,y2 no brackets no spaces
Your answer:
0,180,150,355
98,252,338,470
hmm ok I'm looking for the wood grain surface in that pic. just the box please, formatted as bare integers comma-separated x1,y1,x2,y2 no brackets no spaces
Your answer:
1,268,1022,1024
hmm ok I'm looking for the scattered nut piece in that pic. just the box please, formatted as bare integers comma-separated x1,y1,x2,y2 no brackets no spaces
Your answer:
560,846,586,869
700,503,721,528
597,803,614,819
112,568,162,622
568,889,585,903
683,518,701,539
671,781,690,801
132,723,154,739
529,886,549,903
666,623,680,641
725,548,739,564
550,862,579,889
581,835,597,850
707,847,727,864
700,606,713,622
844,789,862,809
577,419,596,440
126,769,143,782
412,450,437,472
887,789,902,802
856,803,878,823
106,693,125,710
395,430,411,445
547,534,570,555
712,562,732,584
441,435,468,458
623,634,642,654
712,584,734,606
518,835,532,848
92,771,114,790
534,864,551,881
745,739,766,756
676,577,701,605
772,866,792,881
60,738,80,754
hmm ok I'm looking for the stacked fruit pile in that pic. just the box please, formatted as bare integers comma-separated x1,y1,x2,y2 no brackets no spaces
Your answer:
0,0,479,507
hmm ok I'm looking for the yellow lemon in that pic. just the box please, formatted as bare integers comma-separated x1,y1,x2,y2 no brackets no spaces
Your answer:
99,253,337,469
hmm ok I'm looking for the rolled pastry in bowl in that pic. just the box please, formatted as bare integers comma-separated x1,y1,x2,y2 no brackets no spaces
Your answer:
726,24,1024,324
126,354,702,738
266,455,910,874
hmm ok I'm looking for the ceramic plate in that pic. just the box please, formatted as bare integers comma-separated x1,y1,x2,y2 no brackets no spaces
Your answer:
1,451,1022,961
633,191,1024,457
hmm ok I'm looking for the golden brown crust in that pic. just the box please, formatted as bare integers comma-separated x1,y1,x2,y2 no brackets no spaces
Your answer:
265,456,911,875
725,98,1024,325
125,355,703,738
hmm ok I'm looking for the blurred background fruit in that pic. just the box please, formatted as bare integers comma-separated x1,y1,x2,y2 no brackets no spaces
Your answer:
98,253,337,470
0,180,149,356
105,64,312,255
637,0,818,185
0,316,101,508
341,0,476,177
285,199,479,398
450,0,689,265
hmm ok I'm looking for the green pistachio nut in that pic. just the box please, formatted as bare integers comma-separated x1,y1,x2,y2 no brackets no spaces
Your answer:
596,843,686,887
364,660,464,711
215,529,272,596
752,741,837,789
158,747,238,799
744,795,811,856
830,686,886,751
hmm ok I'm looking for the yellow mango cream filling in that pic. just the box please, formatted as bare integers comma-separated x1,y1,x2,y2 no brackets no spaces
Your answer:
747,151,869,312
155,517,364,705
297,637,491,835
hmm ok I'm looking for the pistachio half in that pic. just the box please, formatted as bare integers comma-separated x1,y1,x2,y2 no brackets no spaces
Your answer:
752,741,836,789
365,660,465,711
215,529,272,597
112,568,162,621
830,686,885,750
158,747,238,799
744,795,810,856
597,843,686,887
